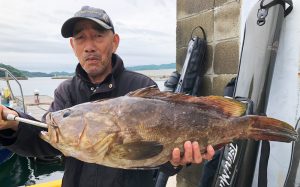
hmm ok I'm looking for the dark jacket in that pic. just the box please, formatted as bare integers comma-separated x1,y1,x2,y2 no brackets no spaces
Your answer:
0,54,179,187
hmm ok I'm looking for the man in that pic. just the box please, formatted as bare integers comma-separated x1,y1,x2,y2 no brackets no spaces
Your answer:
0,6,214,187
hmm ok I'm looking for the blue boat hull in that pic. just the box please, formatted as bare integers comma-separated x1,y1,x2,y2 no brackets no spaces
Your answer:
0,146,14,165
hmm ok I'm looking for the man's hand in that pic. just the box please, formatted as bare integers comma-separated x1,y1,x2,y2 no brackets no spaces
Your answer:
170,141,215,167
0,105,19,131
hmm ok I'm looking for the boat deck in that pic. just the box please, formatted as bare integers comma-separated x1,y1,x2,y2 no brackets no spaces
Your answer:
23,95,53,119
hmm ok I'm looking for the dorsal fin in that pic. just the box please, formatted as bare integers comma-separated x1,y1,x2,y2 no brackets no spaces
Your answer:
127,86,246,117
197,96,246,117
127,86,169,97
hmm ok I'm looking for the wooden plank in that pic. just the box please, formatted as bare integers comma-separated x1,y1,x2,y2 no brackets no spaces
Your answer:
23,95,53,106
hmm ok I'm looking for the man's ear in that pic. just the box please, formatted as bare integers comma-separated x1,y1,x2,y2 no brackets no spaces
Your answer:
112,34,120,53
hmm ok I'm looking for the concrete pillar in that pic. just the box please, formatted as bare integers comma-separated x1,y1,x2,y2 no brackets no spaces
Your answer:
176,0,241,186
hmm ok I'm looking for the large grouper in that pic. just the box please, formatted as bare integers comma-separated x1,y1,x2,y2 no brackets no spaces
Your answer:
41,87,298,169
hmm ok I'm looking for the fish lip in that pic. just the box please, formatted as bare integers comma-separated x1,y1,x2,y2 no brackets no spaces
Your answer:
47,112,59,129
47,112,60,143
51,116,59,129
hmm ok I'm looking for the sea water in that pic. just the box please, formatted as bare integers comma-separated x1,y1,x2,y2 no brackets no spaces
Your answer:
8,77,166,97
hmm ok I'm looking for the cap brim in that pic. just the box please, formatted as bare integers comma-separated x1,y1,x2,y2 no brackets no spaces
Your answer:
61,17,112,38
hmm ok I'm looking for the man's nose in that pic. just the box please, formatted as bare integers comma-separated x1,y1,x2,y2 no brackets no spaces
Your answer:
84,38,96,53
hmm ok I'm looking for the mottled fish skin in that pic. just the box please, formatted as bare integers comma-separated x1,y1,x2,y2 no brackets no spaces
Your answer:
40,87,298,169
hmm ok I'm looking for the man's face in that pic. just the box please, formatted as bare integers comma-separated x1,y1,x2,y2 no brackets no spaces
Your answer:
70,19,119,83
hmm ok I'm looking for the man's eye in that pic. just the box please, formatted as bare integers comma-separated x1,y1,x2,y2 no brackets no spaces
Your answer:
73,34,84,40
96,34,103,38
74,36,83,40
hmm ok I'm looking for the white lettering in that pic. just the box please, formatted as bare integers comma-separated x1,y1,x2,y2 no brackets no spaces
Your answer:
218,143,239,187
219,170,230,186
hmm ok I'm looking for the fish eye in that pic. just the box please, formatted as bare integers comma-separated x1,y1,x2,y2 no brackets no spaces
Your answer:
63,110,71,118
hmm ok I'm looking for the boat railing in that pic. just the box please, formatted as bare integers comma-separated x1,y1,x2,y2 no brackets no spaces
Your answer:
0,67,26,113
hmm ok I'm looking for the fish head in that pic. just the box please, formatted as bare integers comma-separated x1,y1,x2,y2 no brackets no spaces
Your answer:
41,106,86,146
40,102,121,160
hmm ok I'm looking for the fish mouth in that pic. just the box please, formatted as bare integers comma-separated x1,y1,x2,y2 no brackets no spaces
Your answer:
247,116,298,142
43,112,60,143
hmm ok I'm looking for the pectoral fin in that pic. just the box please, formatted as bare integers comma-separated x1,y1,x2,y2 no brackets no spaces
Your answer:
111,141,163,160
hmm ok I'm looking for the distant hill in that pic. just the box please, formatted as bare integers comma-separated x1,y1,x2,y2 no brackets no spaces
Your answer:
0,63,27,78
126,63,175,71
0,63,74,78
21,71,74,77
20,70,52,77
0,62,175,78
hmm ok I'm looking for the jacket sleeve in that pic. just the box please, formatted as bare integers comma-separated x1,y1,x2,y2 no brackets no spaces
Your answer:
0,83,71,157
159,162,183,176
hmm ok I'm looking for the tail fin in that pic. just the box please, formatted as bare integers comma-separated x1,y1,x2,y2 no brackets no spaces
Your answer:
236,115,298,142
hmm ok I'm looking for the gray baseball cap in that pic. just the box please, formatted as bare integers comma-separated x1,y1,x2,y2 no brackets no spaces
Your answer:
61,6,114,38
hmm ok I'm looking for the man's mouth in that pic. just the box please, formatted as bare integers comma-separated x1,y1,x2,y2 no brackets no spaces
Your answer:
86,57,98,61
84,55,101,62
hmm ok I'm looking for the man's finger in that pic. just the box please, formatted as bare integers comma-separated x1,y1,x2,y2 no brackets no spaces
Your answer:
171,148,181,166
192,141,202,164
183,141,193,163
202,145,215,160
0,106,19,131
0,105,5,120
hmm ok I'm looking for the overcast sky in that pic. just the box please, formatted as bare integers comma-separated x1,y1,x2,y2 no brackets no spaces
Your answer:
0,0,176,73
